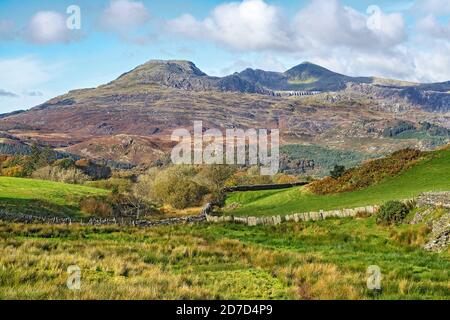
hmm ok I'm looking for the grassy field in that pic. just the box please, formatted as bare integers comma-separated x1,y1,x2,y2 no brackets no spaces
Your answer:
0,177,109,217
226,148,450,217
0,217,448,300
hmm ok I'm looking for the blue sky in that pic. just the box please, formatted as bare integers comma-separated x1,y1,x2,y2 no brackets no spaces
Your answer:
0,0,449,113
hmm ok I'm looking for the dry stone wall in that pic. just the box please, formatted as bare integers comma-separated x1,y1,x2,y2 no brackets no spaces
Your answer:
417,192,450,208
206,205,380,226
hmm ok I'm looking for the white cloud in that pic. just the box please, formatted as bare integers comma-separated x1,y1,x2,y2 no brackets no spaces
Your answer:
100,0,150,33
417,15,450,40
293,0,406,52
166,0,450,82
168,0,406,53
27,11,73,44
168,0,292,51
413,0,450,15
414,42,450,83
0,56,53,90
0,56,60,113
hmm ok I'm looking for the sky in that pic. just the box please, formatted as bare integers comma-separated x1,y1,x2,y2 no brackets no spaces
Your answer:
0,0,449,113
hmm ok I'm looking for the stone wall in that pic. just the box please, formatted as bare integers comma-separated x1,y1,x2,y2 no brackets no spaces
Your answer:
417,192,450,208
224,182,308,193
0,208,208,228
206,205,380,226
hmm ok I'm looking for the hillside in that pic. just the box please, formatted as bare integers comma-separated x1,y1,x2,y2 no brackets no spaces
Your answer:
226,146,450,216
1,214,448,299
0,177,108,217
0,60,448,165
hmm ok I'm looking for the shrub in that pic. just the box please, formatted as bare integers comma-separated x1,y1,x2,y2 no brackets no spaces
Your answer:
32,166,90,184
109,193,157,218
141,166,208,209
273,173,298,184
80,197,113,217
376,201,411,225
1,165,25,177
75,159,112,180
86,178,133,194
53,158,75,169
330,165,346,179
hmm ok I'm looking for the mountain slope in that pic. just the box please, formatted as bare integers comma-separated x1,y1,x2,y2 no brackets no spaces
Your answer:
0,59,448,165
226,145,450,217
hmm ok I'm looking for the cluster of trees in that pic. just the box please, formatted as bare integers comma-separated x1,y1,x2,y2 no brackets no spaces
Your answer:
0,143,111,182
130,165,300,210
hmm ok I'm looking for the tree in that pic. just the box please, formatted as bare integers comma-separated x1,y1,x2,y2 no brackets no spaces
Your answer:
330,165,346,179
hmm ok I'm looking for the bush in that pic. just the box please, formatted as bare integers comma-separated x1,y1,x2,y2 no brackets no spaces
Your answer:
138,166,208,209
32,166,90,184
273,173,298,184
330,165,346,179
376,201,410,225
75,159,112,180
1,165,25,177
80,197,113,217
53,158,75,169
86,178,133,194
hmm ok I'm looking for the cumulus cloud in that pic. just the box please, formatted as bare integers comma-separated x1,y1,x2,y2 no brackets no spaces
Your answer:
167,0,406,53
0,56,58,113
0,56,53,90
291,1,406,53
413,42,450,83
417,15,450,40
100,0,150,33
167,0,292,51
413,0,450,15
27,11,73,44
166,0,450,82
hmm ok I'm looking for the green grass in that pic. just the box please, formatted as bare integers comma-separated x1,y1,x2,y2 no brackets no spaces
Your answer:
0,217,448,300
0,177,109,217
226,148,450,217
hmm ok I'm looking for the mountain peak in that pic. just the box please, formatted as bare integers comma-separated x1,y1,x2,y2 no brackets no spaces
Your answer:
285,62,340,78
142,60,207,76
108,59,208,88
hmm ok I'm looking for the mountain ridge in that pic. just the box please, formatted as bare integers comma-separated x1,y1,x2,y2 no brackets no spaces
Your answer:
0,58,448,165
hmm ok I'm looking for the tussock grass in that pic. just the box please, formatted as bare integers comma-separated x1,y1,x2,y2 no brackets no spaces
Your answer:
0,217,448,300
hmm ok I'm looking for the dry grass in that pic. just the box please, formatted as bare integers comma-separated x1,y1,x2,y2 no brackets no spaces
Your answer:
0,218,448,300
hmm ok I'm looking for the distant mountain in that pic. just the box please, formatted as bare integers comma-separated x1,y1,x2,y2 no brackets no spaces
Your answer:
0,59,448,165
105,60,267,94
237,62,372,91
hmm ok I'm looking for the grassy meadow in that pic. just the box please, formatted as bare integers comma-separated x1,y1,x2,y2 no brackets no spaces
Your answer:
0,216,448,300
226,147,450,217
0,177,108,217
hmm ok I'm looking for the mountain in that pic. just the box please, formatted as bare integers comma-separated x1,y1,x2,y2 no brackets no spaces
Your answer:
233,62,368,92
104,60,266,94
0,59,448,165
